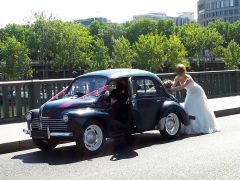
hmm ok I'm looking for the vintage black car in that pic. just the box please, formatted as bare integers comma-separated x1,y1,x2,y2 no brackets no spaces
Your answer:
23,69,191,154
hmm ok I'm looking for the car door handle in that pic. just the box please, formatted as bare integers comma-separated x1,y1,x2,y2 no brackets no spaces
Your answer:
156,98,165,102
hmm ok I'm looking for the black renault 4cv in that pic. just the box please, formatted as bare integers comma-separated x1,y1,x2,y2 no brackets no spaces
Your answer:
24,69,190,154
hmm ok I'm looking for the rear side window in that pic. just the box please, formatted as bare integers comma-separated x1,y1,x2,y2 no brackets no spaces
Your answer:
133,78,157,96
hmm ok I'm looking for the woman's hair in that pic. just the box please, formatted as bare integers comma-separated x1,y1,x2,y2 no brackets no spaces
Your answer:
176,64,186,75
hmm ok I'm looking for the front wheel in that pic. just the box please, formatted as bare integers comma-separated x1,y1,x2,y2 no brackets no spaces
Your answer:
32,138,59,151
159,112,181,139
76,121,106,155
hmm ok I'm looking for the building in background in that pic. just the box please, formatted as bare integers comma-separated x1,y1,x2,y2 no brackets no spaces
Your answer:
176,12,195,26
133,12,194,26
75,17,111,26
198,0,240,26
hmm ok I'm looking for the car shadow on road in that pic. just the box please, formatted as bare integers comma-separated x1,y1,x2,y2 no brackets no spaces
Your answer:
11,132,201,165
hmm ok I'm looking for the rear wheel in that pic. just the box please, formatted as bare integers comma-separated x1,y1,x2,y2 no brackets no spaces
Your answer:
160,112,181,139
76,121,106,155
32,138,59,151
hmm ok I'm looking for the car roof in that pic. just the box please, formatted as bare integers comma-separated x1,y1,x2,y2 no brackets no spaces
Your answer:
79,69,158,79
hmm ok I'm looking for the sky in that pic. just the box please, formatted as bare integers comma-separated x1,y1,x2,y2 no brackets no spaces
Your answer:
0,0,198,27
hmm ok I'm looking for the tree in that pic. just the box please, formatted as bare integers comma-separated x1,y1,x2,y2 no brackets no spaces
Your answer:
90,38,110,71
204,27,224,60
134,33,167,72
228,21,240,45
178,23,223,61
156,19,175,38
164,35,188,70
208,19,230,47
125,19,157,44
89,20,107,38
112,37,133,68
53,21,93,73
27,13,60,78
89,21,124,55
0,37,32,80
223,40,240,69
3,24,31,44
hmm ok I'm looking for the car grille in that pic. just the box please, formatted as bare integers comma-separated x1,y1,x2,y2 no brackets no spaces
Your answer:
41,118,67,132
31,118,41,130
30,117,67,132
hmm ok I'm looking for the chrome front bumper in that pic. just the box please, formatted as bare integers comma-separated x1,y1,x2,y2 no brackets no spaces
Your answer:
23,128,73,139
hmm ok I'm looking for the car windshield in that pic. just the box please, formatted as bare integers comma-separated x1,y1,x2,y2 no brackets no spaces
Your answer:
65,77,108,97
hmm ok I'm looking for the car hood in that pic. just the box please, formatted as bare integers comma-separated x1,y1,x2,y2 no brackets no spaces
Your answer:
40,96,97,118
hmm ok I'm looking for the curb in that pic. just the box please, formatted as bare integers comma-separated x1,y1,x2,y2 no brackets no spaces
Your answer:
215,107,240,117
0,108,239,155
0,139,35,155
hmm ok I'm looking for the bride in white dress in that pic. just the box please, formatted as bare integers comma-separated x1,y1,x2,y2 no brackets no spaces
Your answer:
171,64,220,135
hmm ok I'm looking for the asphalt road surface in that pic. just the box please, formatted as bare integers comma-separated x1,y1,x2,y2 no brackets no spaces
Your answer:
1,114,240,180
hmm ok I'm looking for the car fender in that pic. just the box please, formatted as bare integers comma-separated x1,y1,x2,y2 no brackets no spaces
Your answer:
67,108,110,137
158,100,190,130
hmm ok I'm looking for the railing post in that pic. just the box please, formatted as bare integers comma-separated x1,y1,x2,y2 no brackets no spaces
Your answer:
2,85,9,118
28,80,41,109
236,70,240,94
33,81,41,109
15,85,22,117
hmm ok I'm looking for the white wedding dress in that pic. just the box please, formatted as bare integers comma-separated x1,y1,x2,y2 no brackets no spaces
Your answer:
182,76,221,135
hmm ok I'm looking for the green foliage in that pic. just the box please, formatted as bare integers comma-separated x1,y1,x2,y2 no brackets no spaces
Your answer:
0,37,32,80
125,19,157,43
208,19,230,47
164,35,188,70
134,33,166,72
178,23,223,61
90,38,110,71
27,13,60,63
53,21,93,72
89,21,124,55
2,12,240,80
156,19,175,38
228,21,240,45
223,40,240,69
112,37,133,68
3,24,30,44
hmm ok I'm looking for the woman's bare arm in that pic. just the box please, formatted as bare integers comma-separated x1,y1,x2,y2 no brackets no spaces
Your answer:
171,78,192,91
171,76,179,88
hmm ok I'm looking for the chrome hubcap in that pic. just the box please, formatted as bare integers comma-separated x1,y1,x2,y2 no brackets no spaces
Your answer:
83,124,103,151
165,113,180,136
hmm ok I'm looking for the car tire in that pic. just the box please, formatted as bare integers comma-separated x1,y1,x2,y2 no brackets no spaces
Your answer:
76,120,106,155
159,112,181,139
32,138,59,151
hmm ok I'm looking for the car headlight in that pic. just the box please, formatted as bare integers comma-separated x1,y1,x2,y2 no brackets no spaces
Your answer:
26,112,32,121
63,114,69,123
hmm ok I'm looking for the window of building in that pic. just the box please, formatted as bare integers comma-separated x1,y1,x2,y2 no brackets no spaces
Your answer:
223,0,229,7
221,0,224,7
230,0,234,6
211,2,216,9
234,16,239,21
229,9,234,14
198,4,205,11
235,9,239,14
234,0,239,6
